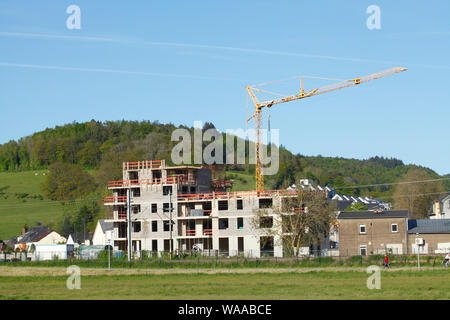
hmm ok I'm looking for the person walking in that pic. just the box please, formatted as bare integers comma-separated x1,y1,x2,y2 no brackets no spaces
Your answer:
383,254,391,269
443,252,450,267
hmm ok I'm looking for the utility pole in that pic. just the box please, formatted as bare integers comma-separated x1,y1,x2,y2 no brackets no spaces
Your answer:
127,187,132,262
169,188,173,260
416,233,421,270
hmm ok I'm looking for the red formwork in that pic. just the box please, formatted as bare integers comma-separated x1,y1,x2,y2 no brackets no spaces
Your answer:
177,189,298,201
108,175,196,187
103,196,127,203
123,160,163,170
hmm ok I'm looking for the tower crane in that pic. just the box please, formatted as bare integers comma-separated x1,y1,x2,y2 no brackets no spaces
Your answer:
246,67,407,192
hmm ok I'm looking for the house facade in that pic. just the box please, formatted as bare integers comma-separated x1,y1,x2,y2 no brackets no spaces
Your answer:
337,210,409,256
14,226,66,251
92,219,114,246
429,194,450,219
407,219,450,254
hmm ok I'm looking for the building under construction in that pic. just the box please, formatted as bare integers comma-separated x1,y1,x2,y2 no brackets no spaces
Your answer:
104,160,301,257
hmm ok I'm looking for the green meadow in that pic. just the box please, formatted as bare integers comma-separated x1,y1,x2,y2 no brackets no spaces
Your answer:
0,269,449,300
0,170,65,240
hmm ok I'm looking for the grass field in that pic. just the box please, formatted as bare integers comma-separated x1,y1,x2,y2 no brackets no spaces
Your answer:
0,170,65,239
0,267,449,300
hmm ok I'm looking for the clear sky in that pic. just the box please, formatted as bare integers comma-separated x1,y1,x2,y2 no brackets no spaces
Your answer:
0,1,449,175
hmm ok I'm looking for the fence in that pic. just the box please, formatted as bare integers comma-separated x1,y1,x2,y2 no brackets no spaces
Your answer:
2,246,450,266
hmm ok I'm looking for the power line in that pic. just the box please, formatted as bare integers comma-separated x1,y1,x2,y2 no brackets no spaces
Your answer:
334,177,450,190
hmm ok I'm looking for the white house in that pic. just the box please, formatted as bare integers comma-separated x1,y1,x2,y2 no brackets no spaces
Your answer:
15,226,66,251
92,219,114,246
429,194,450,219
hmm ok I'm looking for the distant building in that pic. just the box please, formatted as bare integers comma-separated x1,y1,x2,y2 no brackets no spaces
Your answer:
407,219,450,254
14,226,66,252
429,194,450,219
67,232,93,246
337,210,409,256
291,179,391,212
92,219,114,246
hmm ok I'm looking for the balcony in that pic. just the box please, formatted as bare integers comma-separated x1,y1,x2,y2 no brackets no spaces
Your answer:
108,175,196,188
103,196,127,205
123,160,162,170
186,229,196,236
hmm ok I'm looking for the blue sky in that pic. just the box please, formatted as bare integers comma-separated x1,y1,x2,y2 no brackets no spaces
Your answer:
0,1,449,175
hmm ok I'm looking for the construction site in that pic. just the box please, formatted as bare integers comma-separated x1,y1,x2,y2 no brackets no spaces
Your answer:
103,67,409,259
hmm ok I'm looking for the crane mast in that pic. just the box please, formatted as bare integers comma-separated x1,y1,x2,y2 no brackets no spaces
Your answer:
246,67,407,192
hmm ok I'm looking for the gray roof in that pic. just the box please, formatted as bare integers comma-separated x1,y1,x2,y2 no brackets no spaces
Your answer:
338,210,409,219
69,232,93,244
18,226,52,243
408,219,450,234
98,219,114,232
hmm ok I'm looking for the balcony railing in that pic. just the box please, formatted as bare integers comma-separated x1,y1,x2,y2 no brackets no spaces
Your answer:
123,160,162,170
103,196,127,203
186,229,196,236
178,189,298,201
203,228,213,236
108,175,196,188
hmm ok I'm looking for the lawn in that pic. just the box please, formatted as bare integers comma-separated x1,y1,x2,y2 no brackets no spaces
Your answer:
0,268,449,300
0,170,65,239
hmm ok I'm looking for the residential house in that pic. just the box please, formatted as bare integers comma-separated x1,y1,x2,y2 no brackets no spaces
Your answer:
92,219,114,246
337,210,409,256
407,219,450,254
14,226,66,251
429,194,450,219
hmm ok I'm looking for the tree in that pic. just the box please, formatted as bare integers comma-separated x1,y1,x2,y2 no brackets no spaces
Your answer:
393,168,445,218
95,142,144,187
253,190,336,256
77,141,101,167
41,162,96,200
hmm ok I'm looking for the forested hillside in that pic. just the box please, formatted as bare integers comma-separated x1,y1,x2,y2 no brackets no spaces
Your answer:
0,119,447,195
0,120,448,238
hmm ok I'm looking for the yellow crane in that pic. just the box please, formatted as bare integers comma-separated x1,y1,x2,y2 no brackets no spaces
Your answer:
246,67,407,192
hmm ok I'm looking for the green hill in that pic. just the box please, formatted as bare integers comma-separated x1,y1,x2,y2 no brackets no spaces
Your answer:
0,120,448,239
0,170,65,240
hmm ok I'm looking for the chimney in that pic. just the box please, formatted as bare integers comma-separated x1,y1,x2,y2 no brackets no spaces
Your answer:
22,224,29,235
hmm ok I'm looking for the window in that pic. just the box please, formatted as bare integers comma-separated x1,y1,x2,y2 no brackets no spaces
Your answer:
237,218,244,229
238,237,244,252
163,203,172,213
152,239,158,252
133,222,141,232
237,199,243,210
152,203,157,213
132,188,140,197
163,186,173,196
260,217,273,228
163,220,173,232
218,200,228,211
259,198,273,209
152,221,158,232
359,225,366,234
360,245,367,256
164,239,173,252
391,223,398,233
219,218,229,230
132,204,141,214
